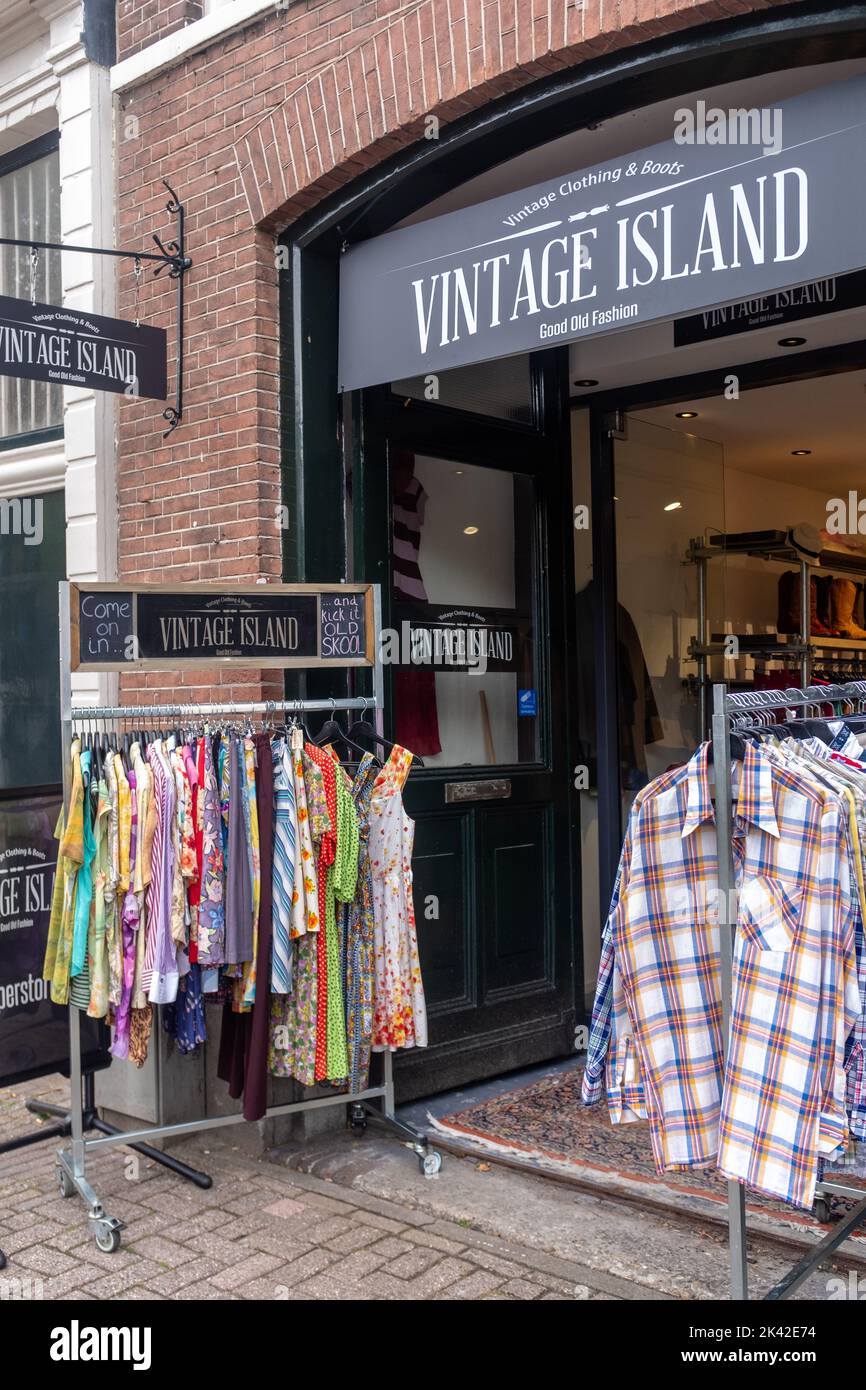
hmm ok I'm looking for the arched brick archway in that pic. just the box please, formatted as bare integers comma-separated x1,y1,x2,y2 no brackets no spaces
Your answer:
234,0,793,231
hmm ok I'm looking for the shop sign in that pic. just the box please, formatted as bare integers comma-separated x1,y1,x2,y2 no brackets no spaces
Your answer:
70,583,374,671
0,296,167,399
390,603,526,673
339,74,866,389
0,792,108,1087
673,268,866,345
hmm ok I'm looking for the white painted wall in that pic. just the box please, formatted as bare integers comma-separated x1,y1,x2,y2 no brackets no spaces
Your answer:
0,0,117,708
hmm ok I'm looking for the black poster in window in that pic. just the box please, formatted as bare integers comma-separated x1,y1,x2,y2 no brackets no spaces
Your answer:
391,603,528,674
0,792,109,1089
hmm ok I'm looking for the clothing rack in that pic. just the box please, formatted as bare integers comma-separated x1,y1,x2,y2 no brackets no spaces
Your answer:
53,582,441,1256
711,680,866,1300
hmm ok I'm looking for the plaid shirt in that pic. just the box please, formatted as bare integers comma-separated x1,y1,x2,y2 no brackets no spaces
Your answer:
583,740,860,1210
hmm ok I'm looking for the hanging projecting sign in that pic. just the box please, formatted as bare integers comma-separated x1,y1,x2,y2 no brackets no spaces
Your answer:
70,583,373,671
0,296,167,399
338,73,866,389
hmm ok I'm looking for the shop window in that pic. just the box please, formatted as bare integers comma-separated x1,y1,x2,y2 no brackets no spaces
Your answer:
392,355,533,425
390,453,539,767
614,416,726,816
0,489,65,790
0,142,62,443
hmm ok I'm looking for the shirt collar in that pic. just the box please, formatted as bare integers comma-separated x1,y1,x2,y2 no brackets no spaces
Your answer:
737,738,780,838
682,739,780,839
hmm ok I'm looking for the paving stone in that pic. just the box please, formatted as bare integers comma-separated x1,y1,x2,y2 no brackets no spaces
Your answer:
352,1211,411,1236
210,1251,285,1291
127,1235,200,1267
280,1247,341,1280
263,1197,307,1219
144,1258,224,1296
328,1247,391,1282
499,1277,544,1300
325,1224,382,1254
368,1235,415,1260
160,1281,242,1301
241,1229,314,1261
383,1247,442,1279
9,1244,82,1274
396,1227,466,1256
82,1261,167,1298
436,1269,505,1300
404,1256,475,1296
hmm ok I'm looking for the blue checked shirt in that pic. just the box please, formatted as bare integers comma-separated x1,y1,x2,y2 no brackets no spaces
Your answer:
583,740,860,1210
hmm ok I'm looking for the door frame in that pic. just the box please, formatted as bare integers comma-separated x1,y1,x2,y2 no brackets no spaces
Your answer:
584,336,866,919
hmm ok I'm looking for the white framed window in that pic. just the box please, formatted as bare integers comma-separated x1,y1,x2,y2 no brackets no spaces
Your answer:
0,133,62,443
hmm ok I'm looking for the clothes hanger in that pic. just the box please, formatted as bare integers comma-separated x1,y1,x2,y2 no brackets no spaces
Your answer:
315,702,379,762
346,699,425,768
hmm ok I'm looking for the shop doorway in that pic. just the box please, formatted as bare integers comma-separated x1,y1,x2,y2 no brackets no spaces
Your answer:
358,352,578,1098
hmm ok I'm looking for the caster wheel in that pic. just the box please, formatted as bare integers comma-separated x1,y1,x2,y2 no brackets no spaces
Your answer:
57,1167,76,1199
94,1223,121,1254
420,1150,442,1177
350,1118,367,1134
814,1198,830,1224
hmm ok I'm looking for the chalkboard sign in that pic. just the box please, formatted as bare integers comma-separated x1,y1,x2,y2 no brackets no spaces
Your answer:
76,590,134,665
321,591,367,660
70,583,376,671
0,792,110,1088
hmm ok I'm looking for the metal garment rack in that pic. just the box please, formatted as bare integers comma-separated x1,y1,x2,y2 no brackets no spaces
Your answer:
55,584,441,1255
711,680,866,1299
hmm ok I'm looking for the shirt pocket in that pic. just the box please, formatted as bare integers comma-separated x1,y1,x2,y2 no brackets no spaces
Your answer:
738,874,805,954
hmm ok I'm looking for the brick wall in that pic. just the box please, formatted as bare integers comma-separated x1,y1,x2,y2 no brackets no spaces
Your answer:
113,0,789,705
117,0,203,63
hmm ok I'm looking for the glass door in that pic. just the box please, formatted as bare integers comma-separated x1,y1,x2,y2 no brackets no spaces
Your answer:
360,354,578,1098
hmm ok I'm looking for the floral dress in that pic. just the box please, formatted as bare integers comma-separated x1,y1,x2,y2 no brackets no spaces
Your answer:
338,752,378,1091
269,730,321,1085
369,745,428,1051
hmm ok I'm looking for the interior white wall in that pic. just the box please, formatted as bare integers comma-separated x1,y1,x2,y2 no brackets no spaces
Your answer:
413,454,519,768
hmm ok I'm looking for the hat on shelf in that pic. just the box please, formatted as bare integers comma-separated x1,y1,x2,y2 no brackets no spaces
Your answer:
788,522,822,562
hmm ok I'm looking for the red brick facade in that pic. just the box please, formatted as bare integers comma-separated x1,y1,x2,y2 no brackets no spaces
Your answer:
114,0,787,702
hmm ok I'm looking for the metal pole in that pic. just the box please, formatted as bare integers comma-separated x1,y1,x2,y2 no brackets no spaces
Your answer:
799,559,810,688
58,584,86,1185
696,548,707,736
712,682,748,1300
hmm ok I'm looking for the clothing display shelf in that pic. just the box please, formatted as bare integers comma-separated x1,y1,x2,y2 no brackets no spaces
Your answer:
55,582,442,1257
689,536,866,735
711,679,866,1300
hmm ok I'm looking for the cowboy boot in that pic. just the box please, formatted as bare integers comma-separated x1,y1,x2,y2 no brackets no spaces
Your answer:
831,577,866,639
816,574,833,631
777,571,799,634
810,576,831,636
855,582,866,632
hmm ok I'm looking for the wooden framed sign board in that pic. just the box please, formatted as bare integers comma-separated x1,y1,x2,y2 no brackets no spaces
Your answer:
69,583,375,672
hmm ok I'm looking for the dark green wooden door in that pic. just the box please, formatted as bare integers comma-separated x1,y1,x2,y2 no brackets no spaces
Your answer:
359,352,578,1098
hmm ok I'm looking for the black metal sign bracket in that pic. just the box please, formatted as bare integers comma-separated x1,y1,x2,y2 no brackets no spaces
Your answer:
0,179,191,436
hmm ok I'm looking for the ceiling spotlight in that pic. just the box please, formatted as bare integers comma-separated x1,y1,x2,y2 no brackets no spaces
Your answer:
778,336,806,347
791,449,812,456
676,411,699,419
573,378,599,388
463,525,479,535
664,501,682,512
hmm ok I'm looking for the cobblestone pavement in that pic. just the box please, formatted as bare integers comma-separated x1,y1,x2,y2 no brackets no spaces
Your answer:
1,1075,860,1301
0,1076,644,1301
